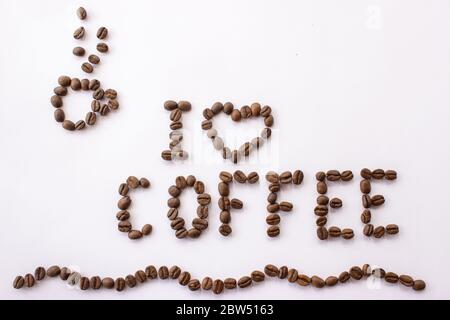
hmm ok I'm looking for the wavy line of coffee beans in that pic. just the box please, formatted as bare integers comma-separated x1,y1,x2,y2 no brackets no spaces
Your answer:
12,263,426,293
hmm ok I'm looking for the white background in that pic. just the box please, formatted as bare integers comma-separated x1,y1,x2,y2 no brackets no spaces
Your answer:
1,0,449,300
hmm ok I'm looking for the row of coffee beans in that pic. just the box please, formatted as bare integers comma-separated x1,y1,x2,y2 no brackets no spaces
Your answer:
315,170,354,240
265,171,303,237
218,171,258,236
161,100,192,161
166,176,210,238
51,76,119,130
116,176,153,240
201,102,273,163
360,168,399,238
13,264,426,292
73,7,109,74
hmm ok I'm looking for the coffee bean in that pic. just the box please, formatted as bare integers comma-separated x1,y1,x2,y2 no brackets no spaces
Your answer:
102,277,114,289
292,170,304,184
13,276,24,289
280,201,293,212
349,266,363,280
142,224,153,236
161,150,172,161
24,274,35,287
99,104,110,115
34,267,46,281
287,269,298,282
81,62,93,73
316,216,327,226
171,217,185,230
192,218,208,231
202,277,213,290
267,225,280,237
197,193,211,206
362,194,371,208
97,42,109,53
317,181,327,194
206,128,218,139
80,276,90,290
250,103,261,116
328,226,341,237
251,271,265,282
266,213,280,225
277,266,288,279
385,170,397,180
118,221,132,232
62,120,76,131
261,105,272,117
317,195,329,205
413,280,426,291
222,148,231,159
85,111,96,126
240,105,252,118
232,149,240,163
339,271,350,283
145,265,158,279
265,171,279,183
231,109,241,121
268,182,280,193
177,101,191,112
341,228,354,239
213,137,225,150
213,279,224,294
264,115,274,127
210,102,223,114
93,88,104,100
219,224,232,236
230,198,243,209
58,75,71,87
138,178,150,189
234,276,251,289
91,100,101,112
47,266,61,277
54,86,68,96
267,203,279,213
125,176,138,189
164,100,178,111
170,109,182,122
233,170,247,183
267,192,277,204
91,276,102,289
218,172,233,184
116,210,130,221
314,205,328,217
386,224,399,235
177,271,190,286
54,109,65,123
224,278,237,289
264,264,279,277
72,46,85,56
297,274,311,286
188,279,201,291
279,171,292,184
371,195,385,206
311,276,325,288
220,210,231,223
193,180,204,193
329,198,342,208
88,54,100,65
176,227,188,238
168,266,181,279
77,7,87,20
325,276,338,286
317,226,328,240
115,277,125,291
385,272,399,283
223,102,234,114
363,224,374,237
373,226,385,238
168,197,181,208
360,168,372,179
244,172,258,184
60,267,71,280
326,170,340,181
316,171,326,181
97,27,108,39
197,206,209,218
158,266,169,279
134,270,147,284
341,170,353,181
108,98,120,109
201,120,212,130
73,27,85,39
79,78,88,90
218,197,230,210
362,264,371,277
118,196,131,210
360,179,371,194
75,120,86,130
50,95,63,108
399,275,414,287
372,169,385,179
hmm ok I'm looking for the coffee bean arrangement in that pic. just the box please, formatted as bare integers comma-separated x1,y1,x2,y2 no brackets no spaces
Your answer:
201,102,273,163
360,168,399,238
265,170,303,237
217,171,259,236
315,170,355,240
166,176,210,239
116,176,153,240
161,100,192,161
13,263,426,293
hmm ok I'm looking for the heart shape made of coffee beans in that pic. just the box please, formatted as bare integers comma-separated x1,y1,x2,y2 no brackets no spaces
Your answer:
201,102,273,163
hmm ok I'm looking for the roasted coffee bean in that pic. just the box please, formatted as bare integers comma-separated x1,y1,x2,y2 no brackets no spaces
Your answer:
269,182,280,193
311,276,325,288
93,88,104,100
81,62,93,73
360,179,371,194
50,95,63,108
339,271,350,283
236,276,251,289
75,120,86,130
413,280,426,291
169,266,181,279
219,171,232,183
170,109,182,122
62,120,76,131
224,278,237,289
231,109,241,121
287,269,298,282
267,192,277,204
102,277,114,289
341,170,353,181
280,201,293,212
265,171,279,183
116,210,130,221
118,221,132,232
277,266,288,279
314,205,328,217
13,276,24,289
178,272,191,286
115,277,125,291
88,79,100,90
251,271,265,282
223,102,234,114
77,7,87,20
317,181,327,194
362,194,371,208
385,272,399,283
161,150,172,161
317,195,329,205
197,206,209,218
316,171,326,181
144,265,157,279
316,216,327,226
176,228,188,238
133,272,145,285
362,264,372,277
373,226,385,238
108,99,119,110
73,26,85,39
349,266,363,280
326,170,340,181
360,168,372,179
267,203,280,213
177,101,191,112
188,279,201,291
233,170,247,183
297,274,311,286
361,209,371,224
292,170,304,184
80,277,90,290
210,101,223,114
168,197,181,208
386,224,399,235
139,178,150,188
385,170,397,180
85,112,97,126
264,264,279,277
341,228,354,239
91,276,102,289
218,197,230,210
54,86,68,96
34,267,46,281
220,210,231,224
239,142,252,157
261,105,272,117
24,274,35,287
399,275,414,287
218,182,230,197
266,213,280,225
171,217,185,230
202,277,213,290
193,180,204,193
47,265,61,277
247,172,259,184
58,75,71,87
164,100,178,111
230,198,243,209
142,224,152,236
97,42,109,53
167,186,180,198
371,195,385,206
201,120,212,130
240,105,252,118
372,169,385,179
91,100,101,112
328,226,341,237
202,108,214,120
187,228,201,239
325,276,338,286
118,196,132,210
192,218,208,231
197,193,211,205
363,224,374,237
279,171,292,184
264,115,274,127
232,149,240,163
125,176,138,189
219,224,232,236
317,226,328,240
54,109,65,122
97,27,108,39
88,54,100,65
213,279,224,294
267,225,280,237
60,267,71,280
249,102,260,116
158,266,169,279
329,198,342,208
100,104,110,116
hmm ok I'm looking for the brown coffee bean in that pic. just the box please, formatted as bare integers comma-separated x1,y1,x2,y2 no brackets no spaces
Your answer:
292,170,304,184
372,169,385,179
50,95,63,108
341,170,353,181
240,105,252,118
311,276,325,288
317,181,327,194
261,105,272,117
177,101,191,112
213,279,224,294
176,228,188,238
363,224,374,237
279,171,292,184
362,264,371,277
339,271,350,283
115,277,125,291
287,269,298,282
362,194,371,208
85,112,96,126
90,100,100,112
222,278,236,289
54,109,65,123
62,120,76,131
34,267,46,281
269,182,280,193
265,171,279,183
193,180,204,193
168,197,181,208
145,265,158,279
360,168,372,179
267,203,279,213
97,27,108,39
188,279,201,291
133,270,146,284
231,109,241,121
413,280,426,291
329,198,342,208
76,7,87,20
192,218,208,231
201,120,212,130
220,210,231,224
81,62,93,73
316,216,327,226
73,26,85,39
341,228,354,239
374,226,385,238
280,201,293,212
87,55,100,65
158,266,169,279
233,170,247,183
264,264,279,277
371,195,385,206
102,277,114,289
91,276,102,289
124,176,138,189
266,213,280,225
219,224,232,236
197,193,211,206
24,274,35,288
317,195,329,205
93,88,104,100
399,275,414,287
316,171,326,181
385,170,397,180
161,150,172,161
314,205,328,216
80,276,90,290
297,274,311,286
75,120,86,130
250,102,261,116
167,186,180,198
178,272,191,286
325,276,338,286
97,42,109,53
276,266,287,279
251,271,265,282
386,224,399,235
99,104,110,116
118,221,132,232
139,178,150,188
349,266,363,280
264,115,274,127
267,225,280,237
58,75,71,87
385,272,399,283
222,102,233,114
219,171,233,183
60,267,71,280
118,196,132,210
317,226,328,240
209,102,223,114
328,226,341,237
230,198,243,209
361,209,371,224
13,276,24,289
247,172,259,184
108,99,119,111
231,149,240,163
171,217,185,230
168,266,181,279
239,141,253,156
326,170,340,181
360,179,371,194
142,224,153,236
197,206,209,218
164,100,178,111
125,275,137,288
116,210,130,221
54,86,68,96
170,109,182,122
267,192,277,204
218,182,229,196
202,277,213,290
47,266,61,277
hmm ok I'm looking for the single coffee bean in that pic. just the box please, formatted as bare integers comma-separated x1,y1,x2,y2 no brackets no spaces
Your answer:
197,206,208,218
142,224,152,236
220,210,231,224
360,168,372,179
372,268,386,278
177,101,191,112
90,100,100,112
34,267,46,281
203,108,214,120
24,274,35,287
80,276,90,290
54,109,65,123
267,203,280,213
138,177,150,188
264,264,279,277
118,196,132,210
372,169,385,179
373,226,385,238
360,179,371,194
231,109,241,121
292,170,304,184
329,198,342,208
161,150,172,161
91,276,102,289
261,105,272,117
60,267,71,280
371,195,385,206
47,265,61,277
316,216,327,226
178,272,191,286
362,264,372,277
363,223,374,236
264,115,274,127
266,213,280,225
72,46,85,56
297,274,311,286
314,205,328,217
362,194,371,208
188,279,201,291
197,193,211,206
287,269,298,282
238,276,252,288
269,182,280,193
99,103,110,115
317,181,327,194
75,120,86,130
251,271,265,282
54,86,68,96
385,272,399,283
116,210,130,221
164,100,178,111
278,266,288,279
93,88,104,100
233,170,247,183
267,225,280,237
218,197,230,210
158,266,169,279
385,170,397,180
325,276,338,286
50,95,63,108
399,275,414,287
219,224,232,236
328,226,341,237
167,186,180,198
73,26,85,39
341,228,354,239
201,120,212,130
251,137,263,149
13,276,24,289
413,280,426,291
340,170,353,181
386,224,399,235
232,149,240,163
349,266,363,280
212,136,224,151
317,195,329,205
267,192,277,204
193,218,208,231
230,198,243,209
115,277,126,291
176,228,188,238
97,42,109,53
213,279,224,294
88,54,100,65
171,217,185,230
202,277,213,290
193,180,205,193
326,170,340,181
339,271,350,283
81,62,93,73
168,197,181,208
76,7,87,20
206,128,218,139
97,27,108,39
223,102,234,114
126,176,139,189
265,171,279,183
170,109,182,122
210,101,223,114
317,226,328,240
240,105,251,118
118,221,132,232
187,228,200,239
279,171,292,184
280,201,293,212
102,277,114,289
316,171,326,181
62,120,76,131
224,278,237,289
57,76,71,87
361,209,371,224
84,111,96,126
245,172,258,184
311,276,325,288
219,171,232,183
